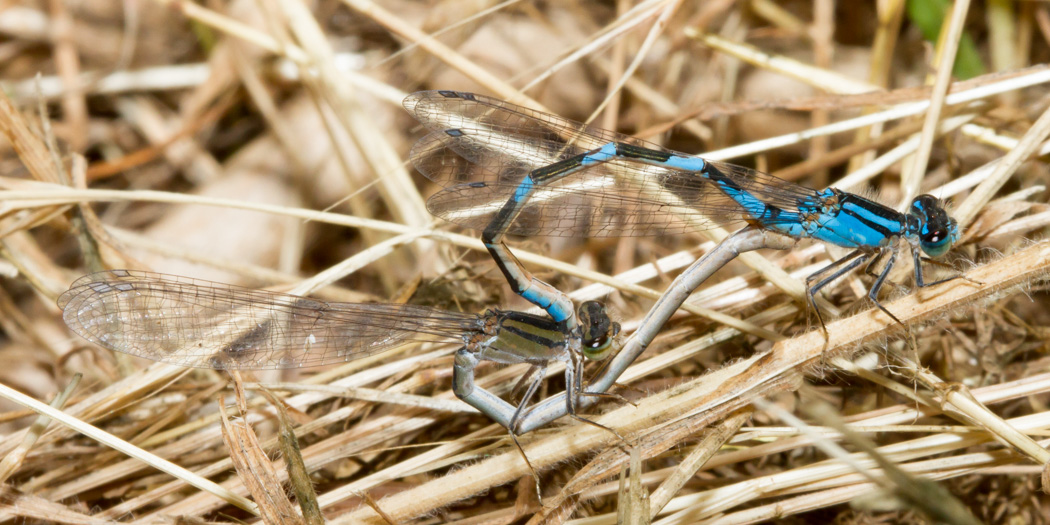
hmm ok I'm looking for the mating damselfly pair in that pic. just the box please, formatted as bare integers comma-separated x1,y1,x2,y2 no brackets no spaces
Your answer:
60,90,964,439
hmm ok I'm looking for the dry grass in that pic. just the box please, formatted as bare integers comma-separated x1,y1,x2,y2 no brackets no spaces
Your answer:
0,0,1049,523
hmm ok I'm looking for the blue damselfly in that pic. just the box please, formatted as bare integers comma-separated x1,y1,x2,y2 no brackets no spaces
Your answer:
405,90,962,337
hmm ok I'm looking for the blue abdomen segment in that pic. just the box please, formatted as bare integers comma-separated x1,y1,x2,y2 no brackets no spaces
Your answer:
613,144,805,235
589,145,909,251
520,286,573,322
511,174,535,205
698,163,810,238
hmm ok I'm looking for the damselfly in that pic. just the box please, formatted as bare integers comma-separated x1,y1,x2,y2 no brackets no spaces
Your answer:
58,270,621,437
405,90,962,336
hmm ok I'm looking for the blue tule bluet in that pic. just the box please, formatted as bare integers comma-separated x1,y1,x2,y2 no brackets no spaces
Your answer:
404,90,962,340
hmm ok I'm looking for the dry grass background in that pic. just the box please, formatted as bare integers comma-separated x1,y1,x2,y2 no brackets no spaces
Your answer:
0,0,1048,523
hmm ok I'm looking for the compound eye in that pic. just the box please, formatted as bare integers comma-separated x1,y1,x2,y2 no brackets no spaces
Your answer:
581,322,620,361
921,229,952,257
586,333,609,350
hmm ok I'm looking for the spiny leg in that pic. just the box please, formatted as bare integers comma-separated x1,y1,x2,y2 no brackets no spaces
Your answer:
508,364,544,406
452,348,544,498
509,364,547,432
867,247,922,358
863,248,888,278
861,249,907,294
563,352,632,445
866,245,906,328
577,390,638,407
569,352,635,413
572,341,638,407
806,250,870,348
508,363,549,502
577,362,638,408
913,247,975,287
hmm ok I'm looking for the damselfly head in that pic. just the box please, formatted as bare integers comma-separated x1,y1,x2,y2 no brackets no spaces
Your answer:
577,300,620,361
910,194,959,257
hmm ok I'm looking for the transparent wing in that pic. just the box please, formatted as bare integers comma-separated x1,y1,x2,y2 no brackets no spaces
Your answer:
406,90,661,195
405,90,822,238
58,270,484,369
